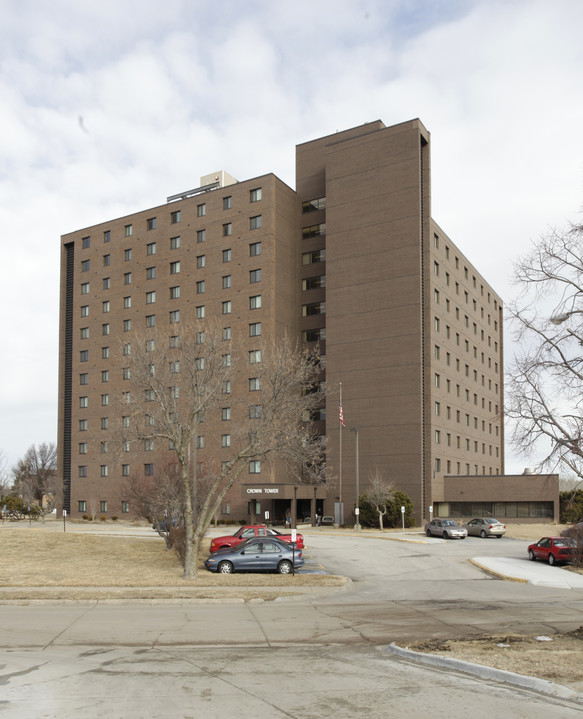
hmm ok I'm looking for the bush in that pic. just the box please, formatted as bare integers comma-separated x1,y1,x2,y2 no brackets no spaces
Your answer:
560,490,583,524
111,516,118,521
99,515,106,522
82,515,89,521
357,489,414,529
561,523,583,567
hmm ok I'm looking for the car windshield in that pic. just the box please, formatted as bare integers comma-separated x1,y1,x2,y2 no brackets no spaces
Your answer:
442,520,457,526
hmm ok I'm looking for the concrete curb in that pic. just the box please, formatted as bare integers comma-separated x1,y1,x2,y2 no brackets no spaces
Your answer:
385,642,583,703
469,558,528,583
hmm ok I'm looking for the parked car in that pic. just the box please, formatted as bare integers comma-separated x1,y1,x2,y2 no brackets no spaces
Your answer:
425,519,468,539
528,537,576,565
464,517,506,538
320,516,335,526
204,537,304,574
209,524,304,552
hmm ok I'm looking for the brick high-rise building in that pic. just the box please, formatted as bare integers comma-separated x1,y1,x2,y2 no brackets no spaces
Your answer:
58,119,557,525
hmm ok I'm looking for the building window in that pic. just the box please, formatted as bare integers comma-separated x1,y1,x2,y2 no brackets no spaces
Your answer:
123,319,131,332
223,223,232,237
249,460,261,474
223,380,231,394
222,327,231,340
81,282,89,295
103,254,110,267
124,272,132,285
123,296,132,309
81,259,90,272
249,242,262,256
197,203,206,217
302,197,326,213
302,223,326,239
102,347,110,359
144,463,154,476
302,249,326,265
170,286,180,299
80,327,89,340
223,196,232,210
223,248,232,263
146,243,157,257
197,280,205,294
197,229,206,243
221,407,231,421
101,417,109,430
122,367,131,380
197,255,206,269
147,218,157,231
124,248,132,261
302,302,325,316
146,291,156,304
100,394,108,407
249,322,261,337
100,501,108,513
250,269,261,283
249,404,261,419
78,466,87,477
222,353,231,367
78,500,87,513
196,331,205,344
170,261,180,274
80,373,88,385
124,224,132,237
81,303,89,316
103,277,110,290
146,267,156,280
100,465,108,477
249,295,262,310
250,188,262,203
101,370,109,382
249,349,261,364
170,236,181,249
79,419,88,431
222,275,231,289
80,396,88,408
121,501,129,513
222,301,231,315
221,434,231,448
249,377,261,391
170,310,180,324
196,305,205,319
79,443,87,454
103,230,110,243
250,215,262,230
196,436,204,449
171,210,181,224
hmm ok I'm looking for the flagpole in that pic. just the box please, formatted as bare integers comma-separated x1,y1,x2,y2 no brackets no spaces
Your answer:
339,382,343,527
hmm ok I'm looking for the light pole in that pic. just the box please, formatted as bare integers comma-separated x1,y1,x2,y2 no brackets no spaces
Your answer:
550,310,583,325
350,427,360,531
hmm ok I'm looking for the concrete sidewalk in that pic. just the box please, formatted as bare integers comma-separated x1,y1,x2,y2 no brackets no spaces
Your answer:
472,556,583,588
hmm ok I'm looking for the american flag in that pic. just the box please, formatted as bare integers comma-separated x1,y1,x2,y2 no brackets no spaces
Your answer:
339,403,346,427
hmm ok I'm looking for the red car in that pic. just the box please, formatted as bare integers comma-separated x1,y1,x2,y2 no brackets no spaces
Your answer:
209,525,305,552
528,537,576,565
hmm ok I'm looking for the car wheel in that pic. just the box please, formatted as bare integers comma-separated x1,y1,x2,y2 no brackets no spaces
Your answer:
480,530,487,538
218,561,234,574
443,531,449,539
496,535,502,538
529,549,536,561
548,554,555,566
278,560,293,574
426,528,432,536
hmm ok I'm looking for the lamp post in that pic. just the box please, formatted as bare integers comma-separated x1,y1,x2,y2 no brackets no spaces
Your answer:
350,427,360,531
550,310,583,325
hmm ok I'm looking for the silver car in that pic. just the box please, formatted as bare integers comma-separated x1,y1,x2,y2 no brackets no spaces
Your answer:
464,517,506,538
425,519,468,539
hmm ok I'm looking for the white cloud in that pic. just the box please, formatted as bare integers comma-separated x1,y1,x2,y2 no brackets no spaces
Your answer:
0,0,582,476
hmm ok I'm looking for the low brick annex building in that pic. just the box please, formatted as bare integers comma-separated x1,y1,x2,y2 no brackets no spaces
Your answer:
58,118,558,525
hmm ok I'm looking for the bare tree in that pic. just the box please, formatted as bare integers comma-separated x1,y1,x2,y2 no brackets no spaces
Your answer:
121,323,325,578
362,468,395,531
11,443,59,520
0,450,12,496
506,221,583,485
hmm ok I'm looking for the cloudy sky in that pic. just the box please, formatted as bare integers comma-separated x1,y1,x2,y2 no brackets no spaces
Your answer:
1,0,582,473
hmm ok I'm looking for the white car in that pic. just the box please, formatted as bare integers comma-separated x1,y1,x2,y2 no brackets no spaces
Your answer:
425,519,468,539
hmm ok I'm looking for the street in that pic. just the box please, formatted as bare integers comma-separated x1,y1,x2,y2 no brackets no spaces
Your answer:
1,530,583,717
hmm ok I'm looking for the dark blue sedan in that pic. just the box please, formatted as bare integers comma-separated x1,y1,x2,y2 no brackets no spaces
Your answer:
204,536,304,574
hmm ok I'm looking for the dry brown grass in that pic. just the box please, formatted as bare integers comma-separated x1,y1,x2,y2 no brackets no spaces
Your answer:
0,524,345,599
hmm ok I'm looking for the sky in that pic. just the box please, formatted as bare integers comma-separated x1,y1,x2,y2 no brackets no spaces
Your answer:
1,0,582,474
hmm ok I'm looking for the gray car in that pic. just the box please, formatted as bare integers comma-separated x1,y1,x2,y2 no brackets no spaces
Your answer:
464,517,506,538
425,519,468,539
